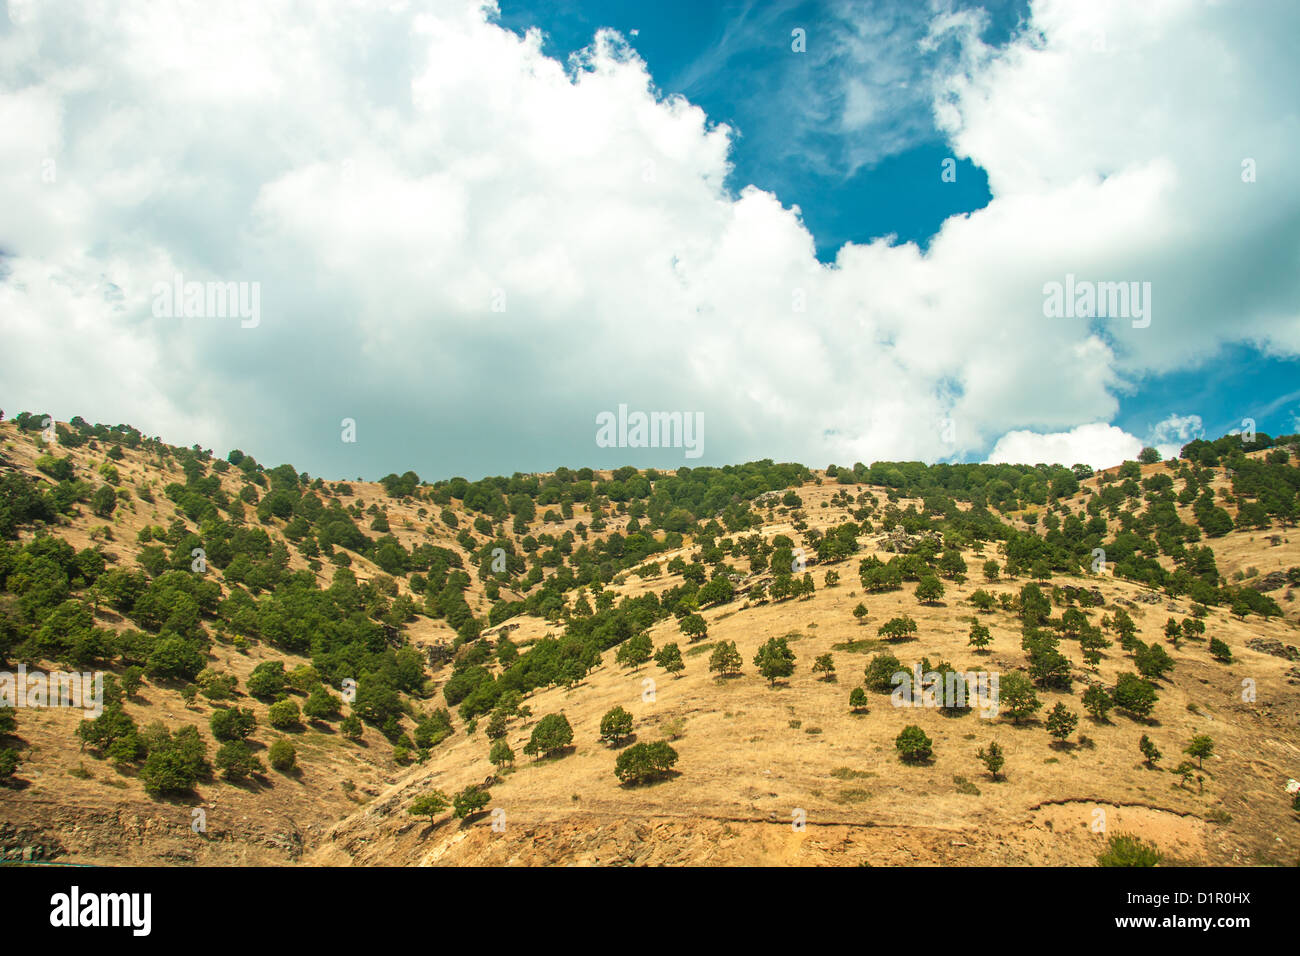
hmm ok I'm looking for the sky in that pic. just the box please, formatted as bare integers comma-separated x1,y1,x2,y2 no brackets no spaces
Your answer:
1,0,1298,482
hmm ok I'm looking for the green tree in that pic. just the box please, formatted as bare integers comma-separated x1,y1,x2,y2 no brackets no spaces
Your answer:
1184,734,1214,769
877,615,918,641
215,740,264,780
848,687,868,713
1208,637,1232,663
453,785,491,819
679,613,708,642
708,640,743,678
145,637,206,682
268,738,297,772
268,699,301,730
968,618,991,651
977,740,1005,781
489,738,515,770
999,672,1040,725
1082,685,1113,721
1113,673,1158,719
599,706,634,745
752,636,796,687
653,642,685,676
615,633,654,669
209,706,256,742
1139,734,1162,768
408,790,450,823
895,725,933,764
864,652,903,693
523,712,573,758
852,603,868,625
1045,703,1078,744
614,740,678,784
246,660,288,700
914,576,945,605
302,687,341,722
90,484,118,518
812,653,836,681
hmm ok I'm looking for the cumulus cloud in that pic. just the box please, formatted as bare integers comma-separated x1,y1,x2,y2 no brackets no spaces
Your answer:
985,422,1143,470
1,0,1297,479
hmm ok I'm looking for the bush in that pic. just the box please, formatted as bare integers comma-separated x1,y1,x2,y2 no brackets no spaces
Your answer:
215,740,264,780
1097,833,1161,867
268,738,297,772
145,637,206,682
209,706,256,742
895,725,933,763
267,699,301,730
614,740,679,784
864,652,903,693
139,725,208,795
453,785,491,819
246,660,287,700
0,747,21,783
1113,672,1158,719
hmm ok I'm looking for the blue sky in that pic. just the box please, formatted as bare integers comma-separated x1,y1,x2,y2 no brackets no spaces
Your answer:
497,0,1300,455
2,0,1298,480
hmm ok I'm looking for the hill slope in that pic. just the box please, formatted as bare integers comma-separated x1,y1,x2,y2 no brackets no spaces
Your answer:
1,414,1298,866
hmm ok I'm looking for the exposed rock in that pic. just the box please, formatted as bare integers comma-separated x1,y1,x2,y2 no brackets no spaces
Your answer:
1245,638,1300,661
877,528,944,554
1254,571,1288,592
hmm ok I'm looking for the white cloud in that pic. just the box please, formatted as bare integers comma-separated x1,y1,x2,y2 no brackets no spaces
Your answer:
985,422,1144,470
0,0,1297,478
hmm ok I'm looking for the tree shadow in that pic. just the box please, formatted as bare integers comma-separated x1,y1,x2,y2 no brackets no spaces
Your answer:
617,769,682,790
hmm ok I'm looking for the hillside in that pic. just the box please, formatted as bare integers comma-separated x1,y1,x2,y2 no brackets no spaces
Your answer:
2,412,1299,866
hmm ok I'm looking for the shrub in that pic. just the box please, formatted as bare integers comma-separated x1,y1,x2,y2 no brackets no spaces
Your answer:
895,725,933,763
268,738,297,772
209,706,256,742
1113,673,1158,719
614,740,679,784
215,740,263,780
268,699,301,730
863,654,904,697
453,785,491,819
1097,833,1161,867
